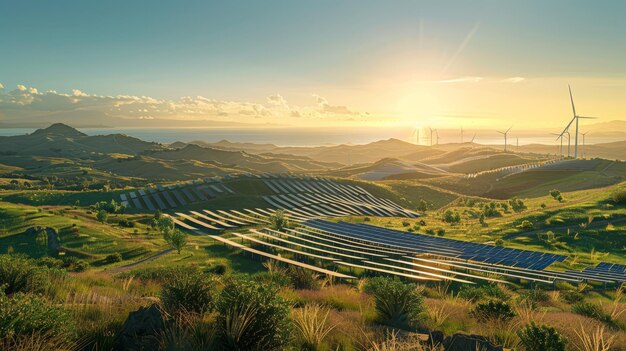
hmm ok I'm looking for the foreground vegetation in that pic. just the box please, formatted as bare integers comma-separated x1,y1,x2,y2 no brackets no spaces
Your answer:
3,254,626,350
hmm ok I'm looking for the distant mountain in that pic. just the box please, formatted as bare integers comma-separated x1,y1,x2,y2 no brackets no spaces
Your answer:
200,138,430,165
0,123,163,157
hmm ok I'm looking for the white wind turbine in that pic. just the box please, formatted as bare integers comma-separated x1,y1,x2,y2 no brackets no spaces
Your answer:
497,126,512,152
558,85,597,159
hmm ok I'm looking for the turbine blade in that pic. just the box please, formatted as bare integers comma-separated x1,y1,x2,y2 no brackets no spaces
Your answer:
578,116,598,119
569,84,577,117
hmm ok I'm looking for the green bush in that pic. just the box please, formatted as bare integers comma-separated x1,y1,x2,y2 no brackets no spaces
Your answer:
471,300,516,322
561,290,585,304
0,290,75,339
364,277,424,330
572,302,611,324
216,279,292,350
519,220,534,230
458,284,507,302
519,287,550,304
0,255,54,294
442,210,461,223
105,253,123,264
287,266,320,290
517,322,567,351
161,271,215,315
269,210,290,231
612,189,626,204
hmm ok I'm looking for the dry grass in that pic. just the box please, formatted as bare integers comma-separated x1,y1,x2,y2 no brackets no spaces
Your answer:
292,304,336,350
296,284,373,312
574,324,615,351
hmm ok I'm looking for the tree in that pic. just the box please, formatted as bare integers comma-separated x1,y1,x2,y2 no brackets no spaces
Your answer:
442,209,461,223
269,210,289,231
96,210,108,223
166,229,187,254
416,200,428,212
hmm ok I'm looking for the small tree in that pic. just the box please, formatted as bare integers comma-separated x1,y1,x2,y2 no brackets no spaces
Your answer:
96,210,108,223
518,322,567,351
166,229,187,254
269,210,289,231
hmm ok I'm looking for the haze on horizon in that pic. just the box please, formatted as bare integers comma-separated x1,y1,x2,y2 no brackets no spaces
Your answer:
1,0,625,132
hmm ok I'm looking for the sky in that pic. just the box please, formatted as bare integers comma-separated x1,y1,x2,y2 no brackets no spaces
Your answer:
1,0,625,130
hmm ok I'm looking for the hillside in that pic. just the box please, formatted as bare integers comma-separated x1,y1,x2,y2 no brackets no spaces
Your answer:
326,158,448,180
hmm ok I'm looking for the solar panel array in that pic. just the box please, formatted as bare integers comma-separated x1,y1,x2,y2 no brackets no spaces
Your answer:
305,220,567,270
261,175,418,218
120,178,235,211
561,262,626,283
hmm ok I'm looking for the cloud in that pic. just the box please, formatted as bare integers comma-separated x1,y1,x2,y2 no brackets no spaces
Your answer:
437,76,483,84
502,77,525,83
0,82,4,90
313,94,358,115
266,94,287,107
0,84,367,124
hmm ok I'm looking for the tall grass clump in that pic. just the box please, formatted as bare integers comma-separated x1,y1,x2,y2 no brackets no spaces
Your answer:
0,255,57,295
0,290,75,341
161,270,215,315
574,324,615,351
216,279,292,350
292,304,336,351
517,322,567,351
364,277,424,330
572,302,613,326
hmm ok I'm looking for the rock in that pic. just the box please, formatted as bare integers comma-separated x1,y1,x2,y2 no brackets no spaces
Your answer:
429,330,445,347
114,304,166,351
443,333,503,351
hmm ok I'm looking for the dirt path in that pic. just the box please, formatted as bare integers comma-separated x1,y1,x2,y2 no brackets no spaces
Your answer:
107,248,173,274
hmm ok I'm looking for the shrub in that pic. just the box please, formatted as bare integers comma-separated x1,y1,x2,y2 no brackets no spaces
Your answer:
436,228,445,236
287,266,320,290
517,322,567,351
118,219,135,228
518,287,550,304
495,239,504,247
458,284,507,302
0,256,52,294
442,210,460,223
96,210,108,223
509,197,527,212
612,189,626,204
561,290,585,304
549,189,561,199
105,253,123,264
572,302,611,324
471,300,516,322
520,220,534,230
269,210,289,231
72,259,89,272
216,279,292,350
0,291,75,339
364,277,424,329
401,220,410,227
161,271,214,315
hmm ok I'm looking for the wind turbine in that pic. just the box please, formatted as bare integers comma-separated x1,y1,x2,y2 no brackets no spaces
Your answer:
411,128,420,145
558,85,597,159
428,127,434,146
581,131,589,158
550,132,564,157
434,129,440,145
461,127,464,143
497,126,512,152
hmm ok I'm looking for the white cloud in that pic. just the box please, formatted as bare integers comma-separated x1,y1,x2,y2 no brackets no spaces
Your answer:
266,94,287,107
502,77,525,83
0,84,367,123
0,82,4,90
437,76,483,84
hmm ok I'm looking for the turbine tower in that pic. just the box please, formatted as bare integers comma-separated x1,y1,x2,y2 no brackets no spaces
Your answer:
411,128,419,145
558,85,597,159
433,129,440,145
428,127,434,146
581,131,589,158
461,127,464,143
497,126,512,152
550,132,564,157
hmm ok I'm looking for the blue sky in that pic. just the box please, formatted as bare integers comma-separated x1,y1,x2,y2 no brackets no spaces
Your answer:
1,1,625,128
